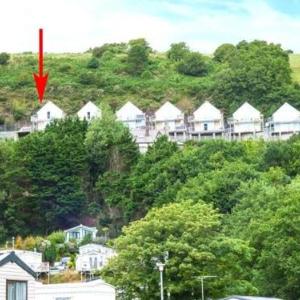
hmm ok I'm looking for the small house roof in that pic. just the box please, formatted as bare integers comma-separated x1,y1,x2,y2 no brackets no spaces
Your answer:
0,251,36,278
35,100,65,115
116,101,144,121
77,101,101,114
155,101,183,121
233,102,262,120
193,101,222,121
64,224,97,233
272,102,300,122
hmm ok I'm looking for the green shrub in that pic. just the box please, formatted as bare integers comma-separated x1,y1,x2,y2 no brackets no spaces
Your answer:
87,57,99,69
0,52,10,65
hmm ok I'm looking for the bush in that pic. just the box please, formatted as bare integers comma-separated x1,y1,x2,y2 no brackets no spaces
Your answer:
59,63,72,73
78,72,97,85
47,231,65,245
87,57,99,69
0,52,10,65
177,52,208,76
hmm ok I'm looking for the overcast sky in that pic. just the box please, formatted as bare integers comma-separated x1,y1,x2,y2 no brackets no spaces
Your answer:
2,0,300,53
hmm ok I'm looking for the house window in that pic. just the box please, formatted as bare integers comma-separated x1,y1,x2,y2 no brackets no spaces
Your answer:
70,231,80,239
204,123,208,131
87,112,91,119
47,111,51,119
6,280,27,300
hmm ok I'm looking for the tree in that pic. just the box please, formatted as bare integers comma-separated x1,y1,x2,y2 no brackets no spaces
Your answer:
13,118,88,234
127,38,151,75
212,40,292,113
177,52,208,76
0,52,10,65
101,201,256,299
213,43,236,63
167,42,190,61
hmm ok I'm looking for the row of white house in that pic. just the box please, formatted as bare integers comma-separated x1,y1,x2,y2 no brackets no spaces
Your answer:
6,100,300,151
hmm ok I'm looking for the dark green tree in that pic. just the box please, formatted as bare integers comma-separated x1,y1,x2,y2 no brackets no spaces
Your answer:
213,43,236,63
167,42,190,61
177,52,208,76
0,52,10,65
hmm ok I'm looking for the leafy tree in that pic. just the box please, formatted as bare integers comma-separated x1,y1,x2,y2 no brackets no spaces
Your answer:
0,52,10,65
213,43,236,63
177,52,208,76
127,38,151,75
101,201,256,299
167,42,190,61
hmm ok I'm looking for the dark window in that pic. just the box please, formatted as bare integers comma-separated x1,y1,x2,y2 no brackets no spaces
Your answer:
7,280,27,300
47,111,51,119
204,123,208,131
87,112,91,119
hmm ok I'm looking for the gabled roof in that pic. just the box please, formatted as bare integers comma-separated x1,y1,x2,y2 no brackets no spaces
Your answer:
193,101,222,121
233,102,262,120
0,251,36,278
155,101,183,121
272,102,300,122
116,101,144,121
64,224,97,233
77,101,101,114
35,100,65,115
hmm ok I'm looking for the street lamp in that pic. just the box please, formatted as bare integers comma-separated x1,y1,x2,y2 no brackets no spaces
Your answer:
156,262,165,300
199,275,217,300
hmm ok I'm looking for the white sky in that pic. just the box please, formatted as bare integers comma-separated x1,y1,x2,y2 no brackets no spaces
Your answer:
1,0,300,53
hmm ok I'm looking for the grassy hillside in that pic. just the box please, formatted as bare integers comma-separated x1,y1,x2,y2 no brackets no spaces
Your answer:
290,54,300,83
0,50,299,125
0,52,204,125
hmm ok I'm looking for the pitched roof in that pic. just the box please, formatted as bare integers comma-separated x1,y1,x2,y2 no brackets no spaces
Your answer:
193,101,222,121
272,102,300,121
116,101,144,121
35,100,65,115
77,101,101,114
155,101,183,121
233,102,261,120
64,224,97,233
0,251,36,278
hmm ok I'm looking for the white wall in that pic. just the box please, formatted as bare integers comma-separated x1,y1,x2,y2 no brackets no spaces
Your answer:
193,120,223,132
35,280,115,300
77,102,101,121
0,262,36,300
233,121,262,133
32,101,65,131
116,102,145,130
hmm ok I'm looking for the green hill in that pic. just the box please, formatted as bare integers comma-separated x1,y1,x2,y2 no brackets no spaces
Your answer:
0,41,299,125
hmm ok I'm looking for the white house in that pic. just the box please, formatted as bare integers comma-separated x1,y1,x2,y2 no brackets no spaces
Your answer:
64,224,98,243
189,101,224,139
76,244,116,272
267,102,300,139
0,250,48,273
77,101,101,121
153,101,184,132
0,251,115,300
228,102,263,139
116,101,146,130
31,101,65,131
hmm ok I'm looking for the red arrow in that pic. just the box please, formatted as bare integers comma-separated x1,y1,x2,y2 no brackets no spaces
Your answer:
33,28,48,104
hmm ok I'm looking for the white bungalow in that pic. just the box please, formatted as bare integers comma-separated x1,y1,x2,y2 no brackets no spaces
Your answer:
189,101,224,140
0,250,48,273
0,251,116,300
31,100,65,131
77,101,101,121
116,101,146,130
228,102,263,139
76,244,116,272
267,103,300,139
64,224,98,243
153,101,186,141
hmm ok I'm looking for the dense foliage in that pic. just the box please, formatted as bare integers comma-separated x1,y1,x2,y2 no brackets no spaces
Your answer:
1,39,300,125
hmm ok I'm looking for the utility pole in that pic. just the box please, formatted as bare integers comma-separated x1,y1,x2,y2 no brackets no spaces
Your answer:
199,275,217,300
156,262,165,300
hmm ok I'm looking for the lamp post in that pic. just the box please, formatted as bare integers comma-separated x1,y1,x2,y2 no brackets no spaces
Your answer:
156,262,165,300
199,275,217,300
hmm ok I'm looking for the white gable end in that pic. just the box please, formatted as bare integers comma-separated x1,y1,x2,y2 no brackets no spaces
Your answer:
77,101,101,120
272,102,300,122
155,101,183,121
116,101,144,121
193,101,222,121
233,102,261,120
